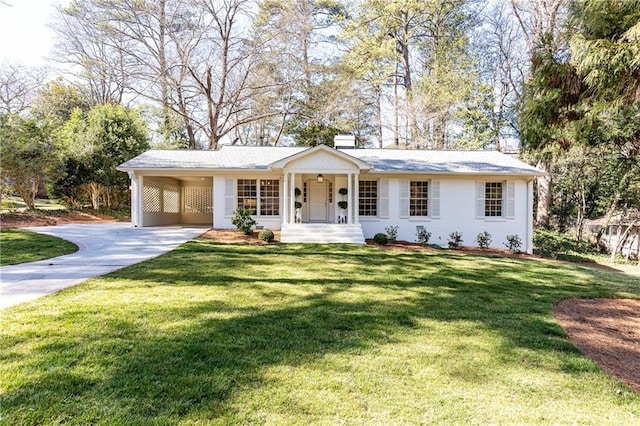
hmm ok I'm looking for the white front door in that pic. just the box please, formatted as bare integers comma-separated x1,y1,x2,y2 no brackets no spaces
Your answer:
308,180,328,222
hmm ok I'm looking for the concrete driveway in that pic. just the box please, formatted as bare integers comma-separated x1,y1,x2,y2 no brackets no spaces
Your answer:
0,223,207,310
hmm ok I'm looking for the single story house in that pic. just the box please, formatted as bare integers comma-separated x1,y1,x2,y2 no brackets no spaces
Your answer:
117,135,543,252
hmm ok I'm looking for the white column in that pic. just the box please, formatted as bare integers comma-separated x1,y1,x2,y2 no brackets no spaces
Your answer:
290,172,296,224
129,172,138,227
347,173,353,225
283,172,289,225
354,172,359,224
137,174,144,227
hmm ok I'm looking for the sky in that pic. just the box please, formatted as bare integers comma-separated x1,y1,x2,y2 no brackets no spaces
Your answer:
0,0,63,67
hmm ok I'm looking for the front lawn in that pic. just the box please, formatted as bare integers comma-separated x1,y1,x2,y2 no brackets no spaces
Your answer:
0,229,78,266
1,241,639,424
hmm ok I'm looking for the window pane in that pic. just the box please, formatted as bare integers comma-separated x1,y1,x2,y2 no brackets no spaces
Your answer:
359,180,378,216
260,179,279,216
484,182,502,217
409,181,429,216
237,179,257,211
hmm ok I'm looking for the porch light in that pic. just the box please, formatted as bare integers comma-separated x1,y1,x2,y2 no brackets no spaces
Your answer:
317,173,324,183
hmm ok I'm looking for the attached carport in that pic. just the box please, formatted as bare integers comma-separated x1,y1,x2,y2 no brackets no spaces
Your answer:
130,174,213,227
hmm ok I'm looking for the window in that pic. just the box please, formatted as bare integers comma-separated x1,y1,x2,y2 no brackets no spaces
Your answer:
410,181,429,216
260,179,279,216
484,182,503,217
236,179,279,216
237,179,257,210
359,180,378,216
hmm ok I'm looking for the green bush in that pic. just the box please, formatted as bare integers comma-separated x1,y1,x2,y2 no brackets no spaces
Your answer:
232,207,256,235
505,234,522,253
258,228,275,242
373,232,388,245
416,227,431,246
533,229,599,261
448,231,463,249
337,201,348,210
385,225,399,242
475,231,492,249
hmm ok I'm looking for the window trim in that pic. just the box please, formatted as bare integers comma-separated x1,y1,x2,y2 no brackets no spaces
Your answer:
476,180,515,221
400,179,439,220
409,180,430,218
358,179,379,218
234,178,281,218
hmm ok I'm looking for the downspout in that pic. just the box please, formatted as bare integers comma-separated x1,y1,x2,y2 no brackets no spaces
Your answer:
527,179,534,254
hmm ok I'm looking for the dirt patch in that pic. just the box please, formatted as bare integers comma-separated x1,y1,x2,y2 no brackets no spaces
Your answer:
554,298,640,392
0,211,117,229
201,228,280,244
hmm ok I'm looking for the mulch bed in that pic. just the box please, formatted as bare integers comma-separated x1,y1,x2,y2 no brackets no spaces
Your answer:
0,211,117,229
554,298,640,393
201,228,281,244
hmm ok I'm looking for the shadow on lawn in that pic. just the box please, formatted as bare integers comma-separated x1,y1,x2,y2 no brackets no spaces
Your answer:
1,242,635,423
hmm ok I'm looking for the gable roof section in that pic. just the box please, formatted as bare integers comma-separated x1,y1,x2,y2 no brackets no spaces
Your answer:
269,144,372,171
118,145,543,176
347,149,543,175
118,146,305,171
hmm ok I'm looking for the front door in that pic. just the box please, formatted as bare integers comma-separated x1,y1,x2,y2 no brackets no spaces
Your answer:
308,180,328,222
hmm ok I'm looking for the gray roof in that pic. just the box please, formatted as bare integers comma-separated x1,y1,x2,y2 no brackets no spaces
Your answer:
118,145,542,175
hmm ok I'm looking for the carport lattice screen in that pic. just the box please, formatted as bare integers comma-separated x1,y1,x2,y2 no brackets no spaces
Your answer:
183,186,213,214
143,179,180,213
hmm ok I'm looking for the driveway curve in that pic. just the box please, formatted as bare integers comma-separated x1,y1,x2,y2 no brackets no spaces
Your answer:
0,223,207,310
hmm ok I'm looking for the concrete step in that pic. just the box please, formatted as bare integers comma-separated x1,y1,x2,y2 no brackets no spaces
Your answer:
280,223,365,244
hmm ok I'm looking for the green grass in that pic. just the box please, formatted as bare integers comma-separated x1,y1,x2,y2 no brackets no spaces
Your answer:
1,242,639,425
0,229,78,266
1,196,68,211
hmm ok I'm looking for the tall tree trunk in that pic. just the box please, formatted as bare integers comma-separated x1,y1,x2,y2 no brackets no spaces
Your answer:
535,160,551,227
158,0,171,146
375,84,383,148
393,60,400,147
610,220,638,263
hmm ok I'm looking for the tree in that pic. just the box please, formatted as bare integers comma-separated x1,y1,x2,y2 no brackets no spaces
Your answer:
519,0,640,238
341,0,482,148
0,63,48,115
0,114,54,209
53,104,149,209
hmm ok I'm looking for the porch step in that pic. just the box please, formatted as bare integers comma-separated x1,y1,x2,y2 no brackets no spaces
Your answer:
280,223,365,244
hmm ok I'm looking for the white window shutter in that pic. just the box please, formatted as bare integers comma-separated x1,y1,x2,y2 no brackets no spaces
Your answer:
225,178,235,216
400,179,409,218
506,181,515,218
430,180,440,218
379,179,389,218
476,181,485,218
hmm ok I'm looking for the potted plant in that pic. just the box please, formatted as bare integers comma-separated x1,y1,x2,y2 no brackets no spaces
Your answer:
338,188,348,223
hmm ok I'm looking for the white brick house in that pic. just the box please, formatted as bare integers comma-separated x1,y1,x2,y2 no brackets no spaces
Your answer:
118,136,543,252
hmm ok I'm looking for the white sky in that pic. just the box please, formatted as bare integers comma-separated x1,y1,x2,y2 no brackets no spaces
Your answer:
0,0,63,66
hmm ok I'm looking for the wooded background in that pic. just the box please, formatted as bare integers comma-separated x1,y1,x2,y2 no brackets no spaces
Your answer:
1,0,638,249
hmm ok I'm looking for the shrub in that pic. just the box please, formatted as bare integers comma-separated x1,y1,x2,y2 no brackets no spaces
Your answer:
533,229,599,261
294,201,302,209
258,228,275,242
475,231,492,249
338,187,348,196
505,234,522,253
373,232,388,245
337,201,348,210
294,187,301,197
416,227,431,246
448,231,463,249
231,207,256,235
385,225,399,242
